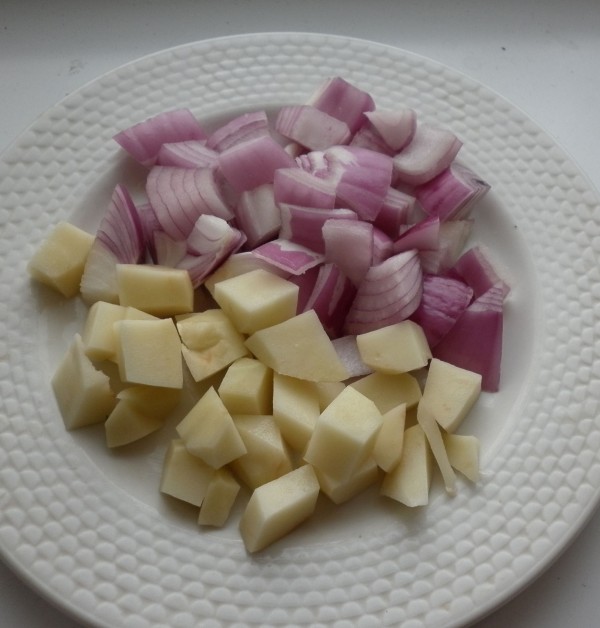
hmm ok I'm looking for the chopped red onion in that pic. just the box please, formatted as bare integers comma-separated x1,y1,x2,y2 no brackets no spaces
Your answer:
419,219,473,275
349,125,396,155
157,140,219,169
275,105,351,150
373,187,415,238
251,238,325,275
393,216,440,253
364,108,416,151
273,168,337,209
113,108,206,167
332,335,372,377
371,227,393,265
393,124,463,186
288,264,322,313
322,218,373,286
448,245,511,301
206,110,269,152
234,183,281,249
153,230,187,267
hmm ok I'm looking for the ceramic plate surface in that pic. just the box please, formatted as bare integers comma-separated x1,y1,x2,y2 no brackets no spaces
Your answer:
1,32,599,628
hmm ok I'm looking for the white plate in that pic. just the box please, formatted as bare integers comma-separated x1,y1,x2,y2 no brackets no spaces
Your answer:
1,32,599,628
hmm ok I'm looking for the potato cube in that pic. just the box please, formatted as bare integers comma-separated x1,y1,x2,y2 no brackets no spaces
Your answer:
176,387,246,468
315,457,380,505
27,222,94,297
104,398,164,448
239,464,320,553
51,334,116,430
443,433,480,483
116,263,194,316
272,374,320,453
349,371,421,413
356,321,432,374
245,310,349,382
213,268,299,334
116,384,181,419
115,318,183,389
218,357,273,415
372,403,406,473
314,381,346,411
381,424,432,507
420,358,482,432
198,468,241,527
304,386,383,482
159,439,215,507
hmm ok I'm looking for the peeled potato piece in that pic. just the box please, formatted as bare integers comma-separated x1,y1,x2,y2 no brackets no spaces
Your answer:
198,467,241,527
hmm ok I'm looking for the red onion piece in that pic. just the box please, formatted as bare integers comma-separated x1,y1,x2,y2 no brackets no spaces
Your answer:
433,283,504,392
234,183,281,249
393,216,441,253
113,109,206,167
419,219,473,275
393,124,463,186
410,274,474,347
218,135,297,193
251,238,325,275
349,125,395,155
332,335,372,377
280,205,357,254
323,218,373,286
373,187,415,238
344,249,423,335
364,108,417,151
371,227,393,265
273,168,337,209
206,110,269,152
157,141,219,169
307,76,375,134
449,245,510,301
415,163,490,221
288,264,321,313
275,105,351,150
153,230,187,267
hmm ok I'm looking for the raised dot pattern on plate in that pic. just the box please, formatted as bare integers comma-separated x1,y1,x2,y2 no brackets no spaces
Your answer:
0,32,599,627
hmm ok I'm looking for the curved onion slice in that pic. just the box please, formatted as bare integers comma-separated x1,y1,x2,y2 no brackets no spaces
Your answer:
273,168,337,209
251,239,325,275
344,249,423,335
206,110,269,152
322,218,373,286
419,219,472,275
275,105,351,150
373,187,415,238
393,216,440,253
349,125,395,155
235,184,281,249
157,141,219,169
364,108,417,151
448,245,510,301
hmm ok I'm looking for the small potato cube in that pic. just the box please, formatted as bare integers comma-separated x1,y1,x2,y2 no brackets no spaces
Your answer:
420,358,482,432
304,386,383,482
104,398,164,448
314,381,346,411
381,424,432,507
213,268,299,334
349,371,421,413
116,263,194,316
315,457,380,505
176,387,246,468
116,384,181,418
245,310,349,382
239,464,320,553
356,321,432,374
115,318,183,389
198,467,241,527
159,439,215,507
52,334,116,430
272,374,320,453
443,433,480,483
27,222,94,297
372,403,406,473
218,357,273,415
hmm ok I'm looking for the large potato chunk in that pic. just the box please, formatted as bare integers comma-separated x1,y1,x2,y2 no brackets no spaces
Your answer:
315,457,380,505
349,371,421,413
245,310,349,382
52,334,116,429
27,222,94,297
239,464,320,553
218,357,273,415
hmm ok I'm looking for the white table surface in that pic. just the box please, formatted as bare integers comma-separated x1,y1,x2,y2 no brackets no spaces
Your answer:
1,1,599,626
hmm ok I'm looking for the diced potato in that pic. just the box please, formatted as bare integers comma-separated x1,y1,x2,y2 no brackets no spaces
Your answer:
372,403,406,473
380,424,432,507
443,433,480,483
349,371,422,413
159,439,215,507
116,384,181,418
314,381,346,411
27,222,94,297
218,357,273,415
51,334,116,429
116,263,194,316
315,457,380,505
356,321,432,374
304,386,383,482
420,358,482,432
272,374,320,453
213,268,299,334
115,318,183,389
104,398,164,448
245,310,350,382
230,415,293,489
198,467,241,527
239,464,320,553
176,387,247,468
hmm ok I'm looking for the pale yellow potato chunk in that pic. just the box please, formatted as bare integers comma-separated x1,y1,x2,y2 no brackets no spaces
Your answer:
104,398,164,448
159,439,215,507
218,357,273,415
304,386,383,482
349,371,422,413
116,384,181,418
239,464,320,553
420,358,482,432
213,268,299,334
315,457,380,505
51,334,116,430
372,403,406,473
116,263,194,316
272,374,320,453
176,387,246,468
381,424,433,507
443,433,480,483
198,467,241,527
245,310,349,383
314,381,346,410
230,414,293,489
356,321,432,374
115,318,183,389
27,222,94,297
